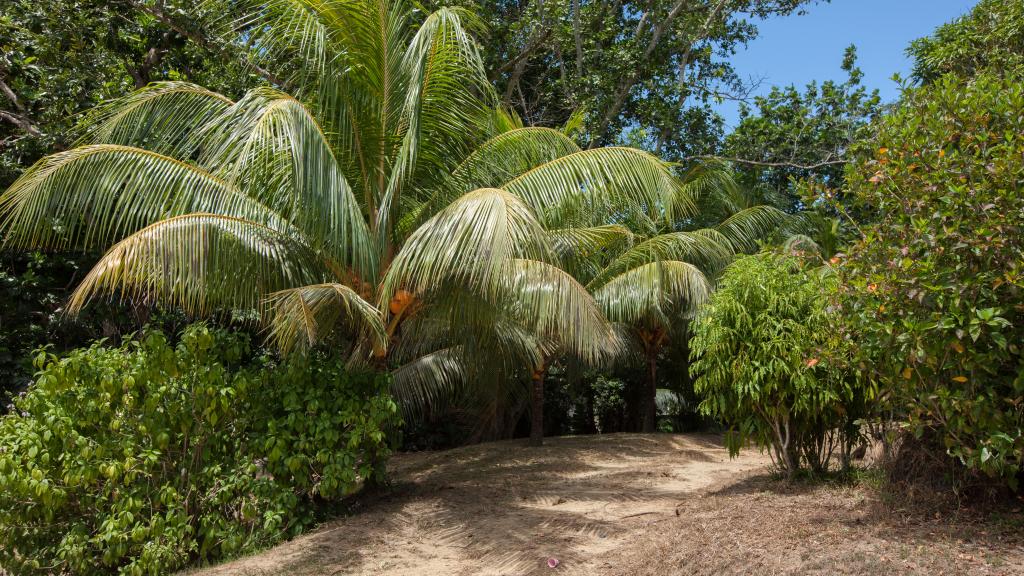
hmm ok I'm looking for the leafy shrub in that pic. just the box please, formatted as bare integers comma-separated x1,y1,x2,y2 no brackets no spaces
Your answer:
842,73,1024,489
0,324,396,575
908,0,1024,84
690,251,867,478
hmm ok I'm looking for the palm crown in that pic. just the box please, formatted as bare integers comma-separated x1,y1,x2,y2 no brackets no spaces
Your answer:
0,0,783,420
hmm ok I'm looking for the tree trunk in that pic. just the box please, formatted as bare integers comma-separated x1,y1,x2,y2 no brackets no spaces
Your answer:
529,367,545,446
642,353,658,433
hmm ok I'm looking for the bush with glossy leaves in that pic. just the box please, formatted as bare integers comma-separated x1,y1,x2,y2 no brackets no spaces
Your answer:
0,324,395,575
842,73,1024,489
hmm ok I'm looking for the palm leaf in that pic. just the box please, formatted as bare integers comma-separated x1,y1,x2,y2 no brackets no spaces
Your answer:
67,213,330,316
75,82,234,158
587,231,734,290
502,147,693,226
594,260,711,326
401,127,581,232
193,88,377,277
715,205,790,253
0,145,285,251
266,283,386,354
379,187,552,309
502,259,619,364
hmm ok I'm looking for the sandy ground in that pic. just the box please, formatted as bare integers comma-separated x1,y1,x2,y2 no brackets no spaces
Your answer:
190,433,1024,576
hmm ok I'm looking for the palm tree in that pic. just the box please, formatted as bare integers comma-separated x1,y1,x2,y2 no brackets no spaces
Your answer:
0,0,689,417
547,164,788,433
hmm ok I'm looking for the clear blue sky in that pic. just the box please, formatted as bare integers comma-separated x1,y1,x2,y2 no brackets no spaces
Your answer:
717,0,978,128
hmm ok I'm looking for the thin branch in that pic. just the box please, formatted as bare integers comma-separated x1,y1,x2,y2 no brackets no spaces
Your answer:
682,155,848,170
0,110,43,137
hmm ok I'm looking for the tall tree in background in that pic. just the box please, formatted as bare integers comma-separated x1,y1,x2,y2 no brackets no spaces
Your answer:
452,0,820,155
723,46,881,212
0,0,259,398
908,0,1024,85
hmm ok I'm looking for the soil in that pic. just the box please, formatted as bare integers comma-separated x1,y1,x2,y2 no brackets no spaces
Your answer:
188,433,1024,576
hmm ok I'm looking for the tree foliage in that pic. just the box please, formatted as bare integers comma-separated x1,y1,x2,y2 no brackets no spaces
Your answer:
908,0,1024,85
841,73,1024,488
452,0,820,152
691,251,866,478
0,324,395,575
723,45,881,212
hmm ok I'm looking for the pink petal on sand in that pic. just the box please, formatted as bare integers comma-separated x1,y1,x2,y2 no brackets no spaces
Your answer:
547,558,560,568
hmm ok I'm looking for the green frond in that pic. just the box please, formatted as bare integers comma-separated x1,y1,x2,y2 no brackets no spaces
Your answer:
0,145,285,251
594,260,712,327
67,213,330,316
390,347,466,419
380,187,552,310
502,259,619,364
587,231,734,290
380,5,495,236
194,88,377,277
546,224,636,282
679,160,744,213
225,0,354,89
502,147,692,227
715,205,790,253
75,82,233,158
266,283,386,354
400,127,580,232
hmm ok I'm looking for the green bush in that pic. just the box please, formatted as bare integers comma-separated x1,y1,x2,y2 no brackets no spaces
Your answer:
908,0,1024,84
0,324,396,575
690,251,868,478
842,73,1024,489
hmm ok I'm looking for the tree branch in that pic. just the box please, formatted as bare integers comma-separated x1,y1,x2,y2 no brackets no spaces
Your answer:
682,155,848,170
132,1,286,88
0,110,43,137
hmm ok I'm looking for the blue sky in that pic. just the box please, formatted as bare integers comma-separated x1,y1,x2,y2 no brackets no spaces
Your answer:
717,0,978,128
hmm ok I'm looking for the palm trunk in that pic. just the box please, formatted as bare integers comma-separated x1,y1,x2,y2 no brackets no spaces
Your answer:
529,367,545,446
642,352,658,433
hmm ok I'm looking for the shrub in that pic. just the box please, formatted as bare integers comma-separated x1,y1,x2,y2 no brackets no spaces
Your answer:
908,0,1024,84
842,73,1024,489
0,324,396,575
690,251,867,478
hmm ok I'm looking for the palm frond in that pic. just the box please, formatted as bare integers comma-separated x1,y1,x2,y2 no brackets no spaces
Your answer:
401,127,581,232
379,5,494,237
502,259,619,364
75,82,233,158
546,224,635,282
502,147,692,226
193,88,376,277
67,213,329,316
587,231,734,290
594,261,712,327
0,145,284,251
715,205,790,253
390,346,466,419
266,283,386,354
379,187,552,310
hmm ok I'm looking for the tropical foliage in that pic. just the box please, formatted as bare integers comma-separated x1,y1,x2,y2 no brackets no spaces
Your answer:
0,0,787,445
0,324,394,575
691,251,868,478
842,72,1024,488
908,0,1024,84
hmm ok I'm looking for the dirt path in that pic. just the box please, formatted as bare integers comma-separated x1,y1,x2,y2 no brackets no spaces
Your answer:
194,433,769,576
193,433,1024,576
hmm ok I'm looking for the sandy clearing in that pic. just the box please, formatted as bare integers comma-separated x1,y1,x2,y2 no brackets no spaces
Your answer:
191,433,768,576
189,433,1024,576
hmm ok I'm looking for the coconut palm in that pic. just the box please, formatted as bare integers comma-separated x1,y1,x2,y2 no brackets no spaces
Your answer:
0,0,693,415
543,163,789,433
